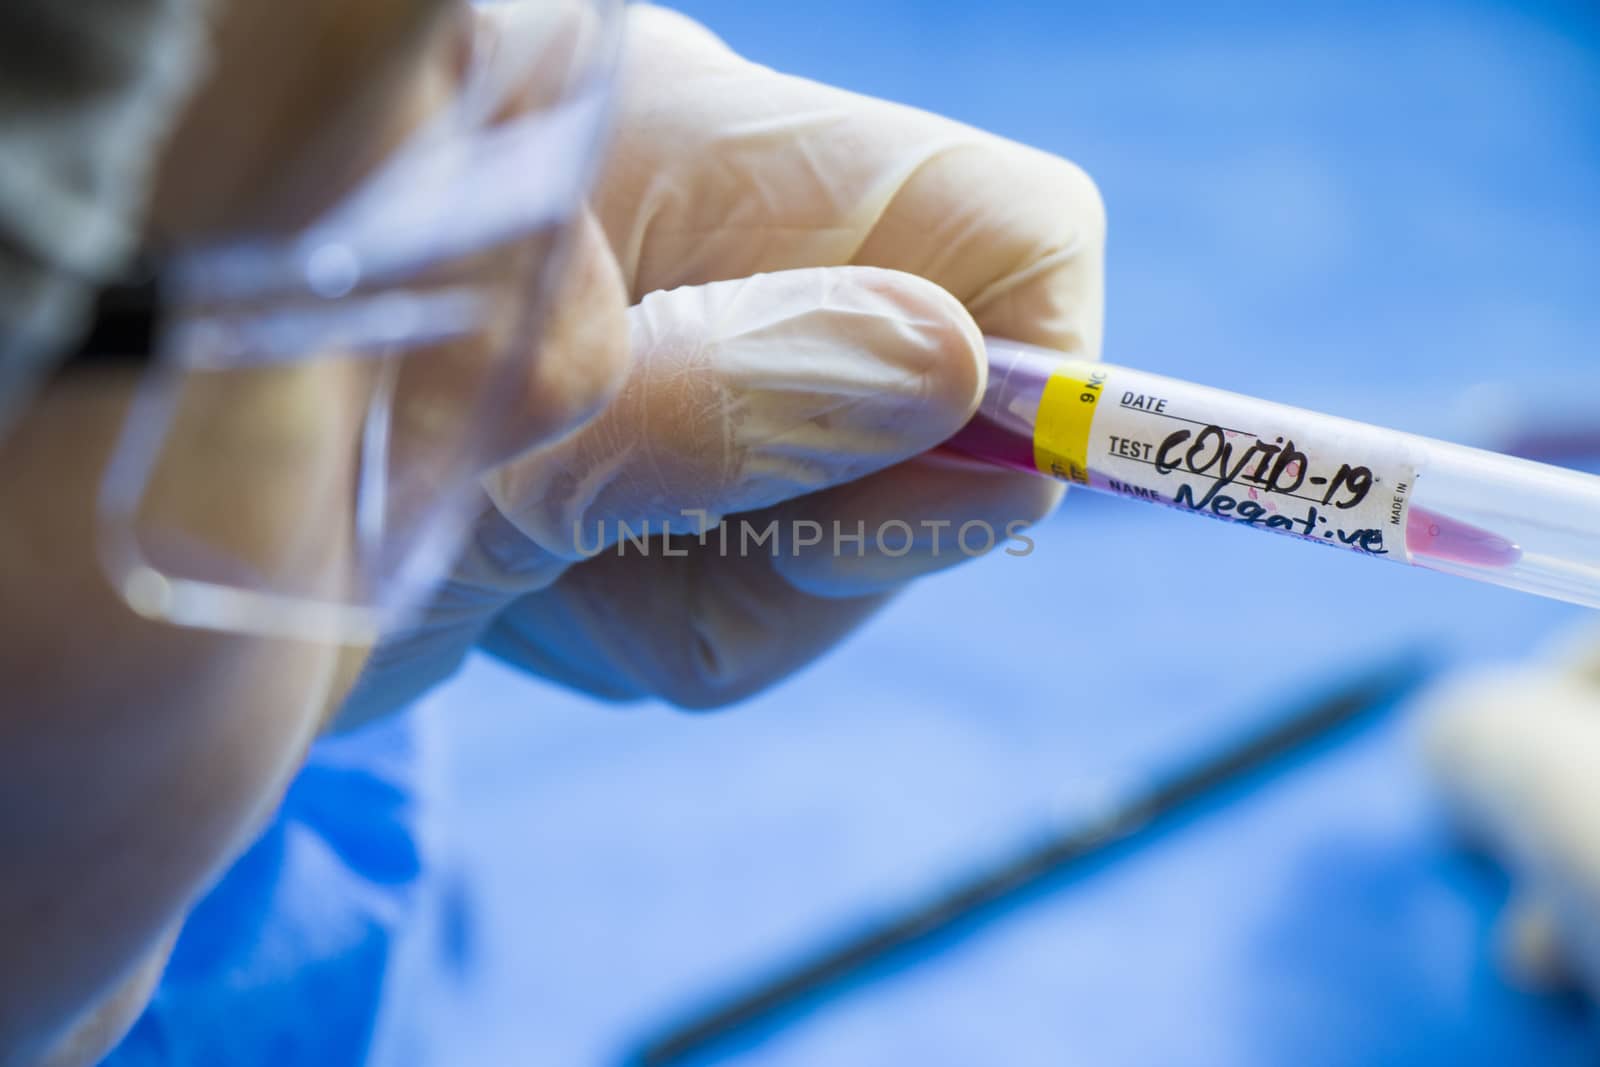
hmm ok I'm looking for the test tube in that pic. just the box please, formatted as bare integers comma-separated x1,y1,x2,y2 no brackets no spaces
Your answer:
947,338,1600,610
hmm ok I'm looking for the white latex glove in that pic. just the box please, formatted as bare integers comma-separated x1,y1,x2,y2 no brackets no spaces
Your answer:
1422,621,1600,996
341,4,1103,718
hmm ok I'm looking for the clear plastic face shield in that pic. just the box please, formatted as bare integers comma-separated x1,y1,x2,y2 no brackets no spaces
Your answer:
90,0,623,643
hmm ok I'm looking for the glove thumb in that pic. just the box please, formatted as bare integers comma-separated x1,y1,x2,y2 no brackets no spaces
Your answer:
1496,889,1576,991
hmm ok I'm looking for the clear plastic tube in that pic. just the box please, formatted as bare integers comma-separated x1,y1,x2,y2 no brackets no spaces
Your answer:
947,338,1600,610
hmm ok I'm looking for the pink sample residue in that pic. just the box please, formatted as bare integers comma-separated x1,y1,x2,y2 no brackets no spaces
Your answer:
944,415,1036,473
1404,506,1523,568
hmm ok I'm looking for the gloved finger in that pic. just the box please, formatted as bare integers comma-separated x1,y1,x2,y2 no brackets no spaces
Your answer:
1497,889,1576,991
481,538,894,708
1422,669,1549,855
1544,620,1600,684
377,3,632,478
1422,655,1600,997
600,5,1105,354
388,206,632,484
471,0,612,116
1423,669,1600,862
333,207,628,728
484,264,984,575
478,205,632,469
770,449,1064,599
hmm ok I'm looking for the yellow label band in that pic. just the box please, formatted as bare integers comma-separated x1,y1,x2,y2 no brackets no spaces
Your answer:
1033,363,1108,485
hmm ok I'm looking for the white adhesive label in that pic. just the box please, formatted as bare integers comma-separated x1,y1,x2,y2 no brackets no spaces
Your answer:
1033,361,1419,560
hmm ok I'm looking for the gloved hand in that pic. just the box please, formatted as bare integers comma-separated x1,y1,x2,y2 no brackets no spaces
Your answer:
1421,621,1600,996
341,3,1103,720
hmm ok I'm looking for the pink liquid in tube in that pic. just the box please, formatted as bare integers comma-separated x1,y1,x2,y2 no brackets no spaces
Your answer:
948,339,1600,609
1405,508,1522,568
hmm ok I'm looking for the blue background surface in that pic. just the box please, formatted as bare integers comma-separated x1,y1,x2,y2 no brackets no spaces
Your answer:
111,1,1600,1064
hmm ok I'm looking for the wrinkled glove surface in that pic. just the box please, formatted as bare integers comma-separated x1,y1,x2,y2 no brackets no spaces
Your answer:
1423,622,1600,997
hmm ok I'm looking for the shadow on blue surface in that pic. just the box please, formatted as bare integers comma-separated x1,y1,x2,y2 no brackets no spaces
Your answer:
626,656,1435,1066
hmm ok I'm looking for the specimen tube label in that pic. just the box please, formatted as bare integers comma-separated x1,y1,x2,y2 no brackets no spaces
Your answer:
1033,360,1420,560
1032,365,1105,485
